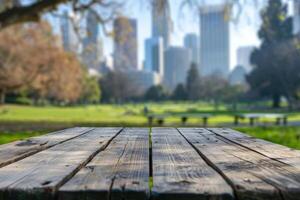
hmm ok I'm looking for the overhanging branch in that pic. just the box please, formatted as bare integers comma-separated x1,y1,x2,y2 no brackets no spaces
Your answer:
0,0,69,29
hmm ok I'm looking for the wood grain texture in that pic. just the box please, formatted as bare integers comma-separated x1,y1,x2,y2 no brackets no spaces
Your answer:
59,128,149,200
0,127,122,200
210,128,300,168
151,127,234,200
179,128,300,200
0,127,93,168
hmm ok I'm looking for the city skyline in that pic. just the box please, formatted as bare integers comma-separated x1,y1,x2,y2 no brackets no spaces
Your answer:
54,0,299,71
102,0,264,70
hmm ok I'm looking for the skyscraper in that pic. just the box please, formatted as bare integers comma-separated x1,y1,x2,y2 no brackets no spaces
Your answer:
113,17,138,71
60,11,77,53
152,0,172,49
294,0,300,34
237,46,255,73
144,37,164,75
164,46,192,90
200,5,230,78
82,11,103,69
184,33,200,71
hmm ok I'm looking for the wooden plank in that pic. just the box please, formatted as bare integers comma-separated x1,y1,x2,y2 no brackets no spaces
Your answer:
59,128,149,200
210,128,300,168
0,127,93,168
179,128,300,200
151,127,234,200
0,127,122,200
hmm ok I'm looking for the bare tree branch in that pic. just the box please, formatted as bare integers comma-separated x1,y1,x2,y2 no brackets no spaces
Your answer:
0,0,69,29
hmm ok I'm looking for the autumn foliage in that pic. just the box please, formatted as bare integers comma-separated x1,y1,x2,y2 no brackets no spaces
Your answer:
0,22,85,104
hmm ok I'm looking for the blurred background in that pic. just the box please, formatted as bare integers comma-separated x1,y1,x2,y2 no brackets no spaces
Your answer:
0,0,300,149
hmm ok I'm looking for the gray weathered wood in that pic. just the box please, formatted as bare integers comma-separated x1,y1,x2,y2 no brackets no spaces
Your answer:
151,127,234,200
179,128,300,200
0,127,93,168
210,128,300,169
0,127,122,200
59,128,149,200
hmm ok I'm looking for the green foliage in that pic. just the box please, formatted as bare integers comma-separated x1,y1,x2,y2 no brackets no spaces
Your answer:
258,0,292,45
80,75,101,104
172,83,187,101
144,85,169,102
186,63,202,100
247,0,298,108
100,71,139,103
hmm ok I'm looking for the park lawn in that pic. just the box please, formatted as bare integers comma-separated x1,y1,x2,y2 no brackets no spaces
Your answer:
0,104,299,126
236,126,300,150
0,103,226,125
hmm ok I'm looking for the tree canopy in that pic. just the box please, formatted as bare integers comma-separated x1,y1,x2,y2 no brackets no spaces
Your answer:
247,0,300,108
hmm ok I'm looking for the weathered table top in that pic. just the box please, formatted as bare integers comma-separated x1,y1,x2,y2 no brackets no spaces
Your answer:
0,127,300,200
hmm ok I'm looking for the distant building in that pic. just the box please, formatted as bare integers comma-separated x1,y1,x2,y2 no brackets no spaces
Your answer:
60,11,78,53
294,0,300,34
184,33,200,71
152,0,173,49
113,17,138,71
200,4,230,78
82,11,103,70
229,65,247,85
164,46,192,90
126,70,162,91
144,37,164,75
237,46,255,73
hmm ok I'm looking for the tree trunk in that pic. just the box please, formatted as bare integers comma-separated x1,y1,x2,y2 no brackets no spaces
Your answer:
272,94,281,108
0,89,6,105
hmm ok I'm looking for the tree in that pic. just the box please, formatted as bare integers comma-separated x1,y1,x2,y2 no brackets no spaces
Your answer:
0,0,122,30
144,85,168,102
100,71,138,103
80,74,101,104
247,0,294,108
0,22,84,104
186,63,202,101
172,83,187,101
0,22,52,104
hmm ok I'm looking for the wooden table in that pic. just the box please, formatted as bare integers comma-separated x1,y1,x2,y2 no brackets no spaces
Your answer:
234,113,288,126
1,127,300,200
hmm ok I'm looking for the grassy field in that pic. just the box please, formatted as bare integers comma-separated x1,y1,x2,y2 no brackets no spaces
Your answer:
0,104,300,150
1,103,300,126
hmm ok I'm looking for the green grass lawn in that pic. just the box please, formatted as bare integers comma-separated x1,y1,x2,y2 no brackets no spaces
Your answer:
0,103,299,126
0,103,300,150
